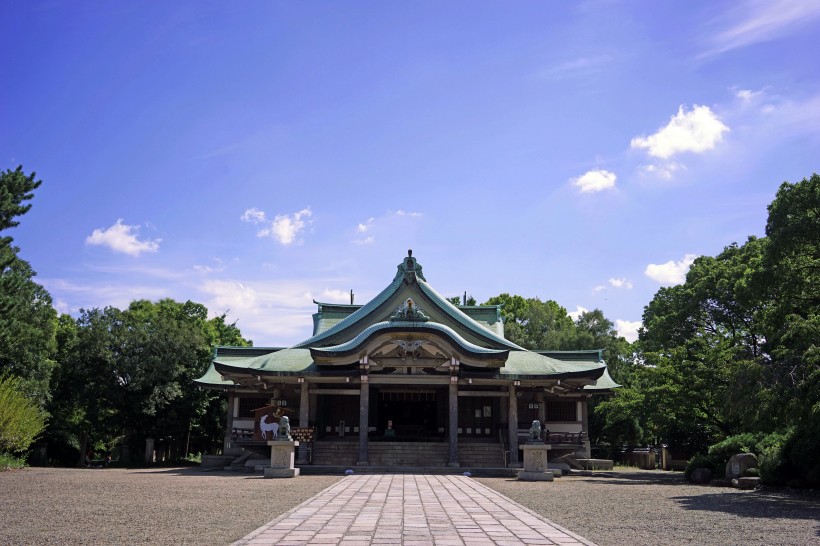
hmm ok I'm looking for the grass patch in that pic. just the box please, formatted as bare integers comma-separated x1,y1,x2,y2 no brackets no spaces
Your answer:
0,452,27,471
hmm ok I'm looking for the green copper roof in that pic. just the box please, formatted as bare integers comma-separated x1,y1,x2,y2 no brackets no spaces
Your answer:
194,252,619,391
497,351,606,379
583,368,621,391
215,348,320,376
310,320,509,360
194,361,235,387
296,252,521,351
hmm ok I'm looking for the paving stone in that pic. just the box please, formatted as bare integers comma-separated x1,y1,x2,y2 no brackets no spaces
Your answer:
232,474,596,545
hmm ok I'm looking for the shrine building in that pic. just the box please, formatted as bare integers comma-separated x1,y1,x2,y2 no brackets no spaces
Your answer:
195,251,618,469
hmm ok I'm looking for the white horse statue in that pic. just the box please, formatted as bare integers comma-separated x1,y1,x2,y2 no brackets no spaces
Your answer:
259,414,279,440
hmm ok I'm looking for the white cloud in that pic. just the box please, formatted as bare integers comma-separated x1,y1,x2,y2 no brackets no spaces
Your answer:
616,319,641,342
631,105,729,159
198,278,323,343
542,55,613,79
43,278,169,310
639,161,686,180
568,305,589,321
735,88,764,102
591,285,607,294
608,278,633,290
572,169,617,193
242,207,312,245
395,210,423,217
353,236,375,245
645,254,698,285
321,288,353,303
240,207,266,224
357,218,375,233
702,0,820,58
193,258,225,274
85,219,161,256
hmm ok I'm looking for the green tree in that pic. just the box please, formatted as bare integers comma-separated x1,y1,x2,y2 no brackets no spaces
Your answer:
447,295,476,306
0,167,56,405
483,294,576,350
0,375,47,455
48,299,251,463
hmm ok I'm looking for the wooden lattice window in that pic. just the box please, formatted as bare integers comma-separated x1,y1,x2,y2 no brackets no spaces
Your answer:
238,397,269,418
546,400,577,422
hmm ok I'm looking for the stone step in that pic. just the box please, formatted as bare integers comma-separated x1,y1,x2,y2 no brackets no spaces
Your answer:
312,440,505,467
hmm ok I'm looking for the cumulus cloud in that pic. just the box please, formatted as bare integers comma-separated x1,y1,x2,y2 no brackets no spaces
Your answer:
199,278,316,343
608,278,633,290
573,169,617,193
631,105,729,158
616,319,641,342
591,285,607,294
242,207,312,245
85,219,160,256
568,305,589,321
645,254,698,285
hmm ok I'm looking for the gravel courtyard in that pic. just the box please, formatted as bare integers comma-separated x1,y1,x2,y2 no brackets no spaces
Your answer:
0,467,818,545
479,469,820,546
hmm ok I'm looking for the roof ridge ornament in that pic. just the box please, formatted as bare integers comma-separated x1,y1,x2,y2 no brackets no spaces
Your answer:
394,249,426,283
390,298,429,322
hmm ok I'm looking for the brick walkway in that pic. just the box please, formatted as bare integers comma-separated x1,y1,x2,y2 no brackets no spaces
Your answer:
233,474,595,545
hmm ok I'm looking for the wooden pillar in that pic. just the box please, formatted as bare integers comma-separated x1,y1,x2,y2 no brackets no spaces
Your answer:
296,382,310,464
358,357,369,464
508,383,519,465
536,393,546,437
448,379,459,466
299,383,309,427
224,393,235,452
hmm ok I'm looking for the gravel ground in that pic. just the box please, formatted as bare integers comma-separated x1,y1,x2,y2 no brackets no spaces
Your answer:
0,467,340,545
479,469,820,546
1,467,818,545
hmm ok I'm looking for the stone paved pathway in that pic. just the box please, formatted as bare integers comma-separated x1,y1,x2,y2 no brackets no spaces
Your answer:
233,474,595,545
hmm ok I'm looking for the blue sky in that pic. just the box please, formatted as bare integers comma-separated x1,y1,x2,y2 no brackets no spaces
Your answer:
3,1,819,346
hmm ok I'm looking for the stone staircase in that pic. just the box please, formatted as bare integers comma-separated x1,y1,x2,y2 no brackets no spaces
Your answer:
311,440,358,466
458,442,505,468
310,440,505,468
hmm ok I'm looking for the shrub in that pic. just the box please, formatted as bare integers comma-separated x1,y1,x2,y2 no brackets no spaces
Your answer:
742,467,760,477
759,437,790,485
707,433,762,470
0,452,27,471
783,419,820,488
0,376,47,454
684,453,717,481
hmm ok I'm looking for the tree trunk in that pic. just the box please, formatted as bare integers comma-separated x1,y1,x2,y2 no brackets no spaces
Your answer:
185,420,192,459
77,430,89,467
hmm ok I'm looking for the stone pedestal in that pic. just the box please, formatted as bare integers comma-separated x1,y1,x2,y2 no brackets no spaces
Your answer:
264,440,300,478
518,444,553,482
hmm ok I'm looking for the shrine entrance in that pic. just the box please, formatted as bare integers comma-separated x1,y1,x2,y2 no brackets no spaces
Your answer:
376,389,444,441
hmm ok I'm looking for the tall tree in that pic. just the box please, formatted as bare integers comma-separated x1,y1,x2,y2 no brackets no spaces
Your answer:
483,294,576,350
0,167,56,405
48,299,251,463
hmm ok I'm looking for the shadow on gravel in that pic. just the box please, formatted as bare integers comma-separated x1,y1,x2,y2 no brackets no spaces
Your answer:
126,467,266,479
671,491,820,523
571,470,690,486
